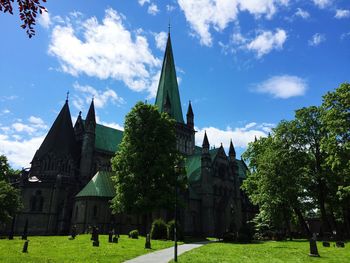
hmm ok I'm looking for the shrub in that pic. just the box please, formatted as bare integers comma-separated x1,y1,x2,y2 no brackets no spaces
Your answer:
167,220,184,241
223,232,236,243
237,224,254,243
151,219,168,240
129,229,139,239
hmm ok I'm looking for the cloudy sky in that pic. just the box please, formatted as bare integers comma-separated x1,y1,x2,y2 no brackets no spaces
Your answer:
1,0,349,168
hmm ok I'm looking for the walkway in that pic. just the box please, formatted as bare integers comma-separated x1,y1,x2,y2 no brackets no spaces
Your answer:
124,241,211,263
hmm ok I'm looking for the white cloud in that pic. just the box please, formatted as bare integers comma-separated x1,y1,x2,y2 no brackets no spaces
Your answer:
148,3,159,15
295,8,310,19
195,122,273,152
49,8,161,97
178,0,289,46
138,0,150,6
154,31,167,50
0,134,45,168
312,0,331,9
335,9,350,19
308,33,326,46
341,32,350,40
73,82,125,109
166,5,176,12
38,10,51,29
95,115,124,131
254,75,307,99
246,29,287,58
1,109,10,114
12,123,37,134
28,116,45,126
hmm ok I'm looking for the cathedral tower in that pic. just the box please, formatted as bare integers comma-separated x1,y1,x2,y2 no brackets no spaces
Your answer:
155,31,195,155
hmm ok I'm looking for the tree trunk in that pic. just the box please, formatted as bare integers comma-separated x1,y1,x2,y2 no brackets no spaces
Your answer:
283,209,292,241
293,206,311,237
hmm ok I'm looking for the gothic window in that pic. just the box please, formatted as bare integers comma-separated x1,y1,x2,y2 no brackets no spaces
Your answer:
30,195,36,211
30,190,44,212
75,206,79,220
93,205,98,218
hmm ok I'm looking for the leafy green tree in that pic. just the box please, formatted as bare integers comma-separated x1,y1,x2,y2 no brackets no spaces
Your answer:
293,106,335,232
321,83,350,234
0,155,22,224
111,102,184,228
243,122,311,237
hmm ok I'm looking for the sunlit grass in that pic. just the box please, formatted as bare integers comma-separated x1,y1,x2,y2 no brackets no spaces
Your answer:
0,234,176,263
172,240,350,263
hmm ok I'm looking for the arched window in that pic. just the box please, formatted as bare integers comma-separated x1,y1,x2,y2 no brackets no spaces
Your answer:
93,205,98,218
30,190,44,212
75,206,79,220
30,195,36,211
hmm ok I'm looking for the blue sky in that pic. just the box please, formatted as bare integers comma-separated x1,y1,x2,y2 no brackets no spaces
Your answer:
0,0,349,168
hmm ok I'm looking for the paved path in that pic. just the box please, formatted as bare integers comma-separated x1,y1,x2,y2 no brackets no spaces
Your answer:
124,241,211,263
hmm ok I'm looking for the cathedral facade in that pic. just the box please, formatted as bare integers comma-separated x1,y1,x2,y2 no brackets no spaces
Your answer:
11,33,253,237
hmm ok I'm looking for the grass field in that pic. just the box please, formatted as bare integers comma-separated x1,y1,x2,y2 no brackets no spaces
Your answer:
0,234,176,263
173,240,350,263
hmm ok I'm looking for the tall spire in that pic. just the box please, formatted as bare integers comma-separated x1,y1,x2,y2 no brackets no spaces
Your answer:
186,100,194,128
229,139,236,159
33,100,77,160
85,99,96,130
155,30,184,123
202,131,209,148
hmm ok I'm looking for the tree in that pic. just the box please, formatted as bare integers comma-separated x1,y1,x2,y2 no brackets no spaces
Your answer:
243,122,312,237
0,0,47,38
0,155,22,224
321,83,350,234
110,102,184,229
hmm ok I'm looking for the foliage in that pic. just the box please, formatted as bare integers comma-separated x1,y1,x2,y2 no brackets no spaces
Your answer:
321,83,350,221
242,124,311,236
173,240,350,263
0,234,179,263
242,82,350,237
111,102,184,215
0,0,47,38
150,218,168,240
0,155,22,224
167,219,184,241
128,230,139,239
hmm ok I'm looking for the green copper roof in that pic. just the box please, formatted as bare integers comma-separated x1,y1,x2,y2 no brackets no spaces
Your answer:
185,148,219,183
95,123,123,153
186,153,201,183
82,120,123,153
76,171,115,198
155,33,184,123
185,148,247,183
237,159,248,179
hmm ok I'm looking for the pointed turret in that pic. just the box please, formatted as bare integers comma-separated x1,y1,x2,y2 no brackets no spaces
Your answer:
85,99,96,131
33,100,77,161
80,99,96,183
186,101,194,129
202,131,210,154
229,139,236,161
155,32,184,123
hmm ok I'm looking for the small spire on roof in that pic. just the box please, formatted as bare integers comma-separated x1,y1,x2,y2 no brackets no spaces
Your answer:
78,111,82,116
168,19,171,34
66,91,69,102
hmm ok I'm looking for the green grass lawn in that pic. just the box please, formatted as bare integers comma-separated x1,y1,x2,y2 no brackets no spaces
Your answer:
0,234,176,263
173,240,350,263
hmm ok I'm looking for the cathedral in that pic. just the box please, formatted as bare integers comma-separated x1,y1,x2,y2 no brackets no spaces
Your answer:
11,32,254,237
